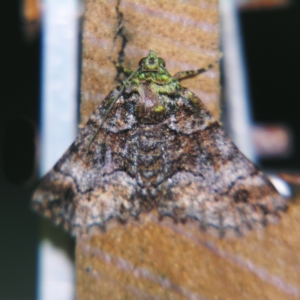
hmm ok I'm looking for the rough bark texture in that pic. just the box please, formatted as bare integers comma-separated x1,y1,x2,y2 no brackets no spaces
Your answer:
76,1,300,299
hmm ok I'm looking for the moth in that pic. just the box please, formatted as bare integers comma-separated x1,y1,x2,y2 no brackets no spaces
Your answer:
32,50,287,237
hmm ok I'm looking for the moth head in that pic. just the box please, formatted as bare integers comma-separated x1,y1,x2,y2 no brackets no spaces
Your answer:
138,50,166,72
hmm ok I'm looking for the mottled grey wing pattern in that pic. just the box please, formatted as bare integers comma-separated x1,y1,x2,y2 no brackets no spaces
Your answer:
158,88,287,237
32,89,141,235
33,83,287,237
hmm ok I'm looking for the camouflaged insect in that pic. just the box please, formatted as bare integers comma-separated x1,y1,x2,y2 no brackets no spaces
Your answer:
32,50,287,237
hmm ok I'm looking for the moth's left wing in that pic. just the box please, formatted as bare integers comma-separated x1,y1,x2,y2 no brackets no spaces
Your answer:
160,88,287,237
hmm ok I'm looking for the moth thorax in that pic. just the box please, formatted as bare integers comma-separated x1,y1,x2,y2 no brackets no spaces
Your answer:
135,84,167,124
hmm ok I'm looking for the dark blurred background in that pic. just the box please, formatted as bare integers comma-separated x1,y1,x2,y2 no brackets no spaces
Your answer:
240,2,300,169
0,0,300,299
0,1,40,299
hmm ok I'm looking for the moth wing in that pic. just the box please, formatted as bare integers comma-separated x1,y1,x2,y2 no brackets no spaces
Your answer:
32,89,139,236
160,88,287,237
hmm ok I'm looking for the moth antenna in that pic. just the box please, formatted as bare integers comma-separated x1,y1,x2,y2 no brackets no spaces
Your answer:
86,89,123,150
86,67,140,149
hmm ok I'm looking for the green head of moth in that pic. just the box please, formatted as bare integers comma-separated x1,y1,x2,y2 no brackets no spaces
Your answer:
138,50,166,72
134,50,173,84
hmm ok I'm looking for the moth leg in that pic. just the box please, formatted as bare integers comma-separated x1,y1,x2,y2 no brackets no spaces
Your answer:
173,54,222,80
115,63,133,76
173,65,213,80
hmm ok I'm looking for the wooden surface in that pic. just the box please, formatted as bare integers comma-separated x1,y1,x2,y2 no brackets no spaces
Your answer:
80,0,220,125
76,0,300,299
76,206,300,299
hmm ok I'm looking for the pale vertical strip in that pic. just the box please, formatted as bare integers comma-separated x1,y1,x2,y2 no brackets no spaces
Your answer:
37,0,79,299
220,0,256,161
